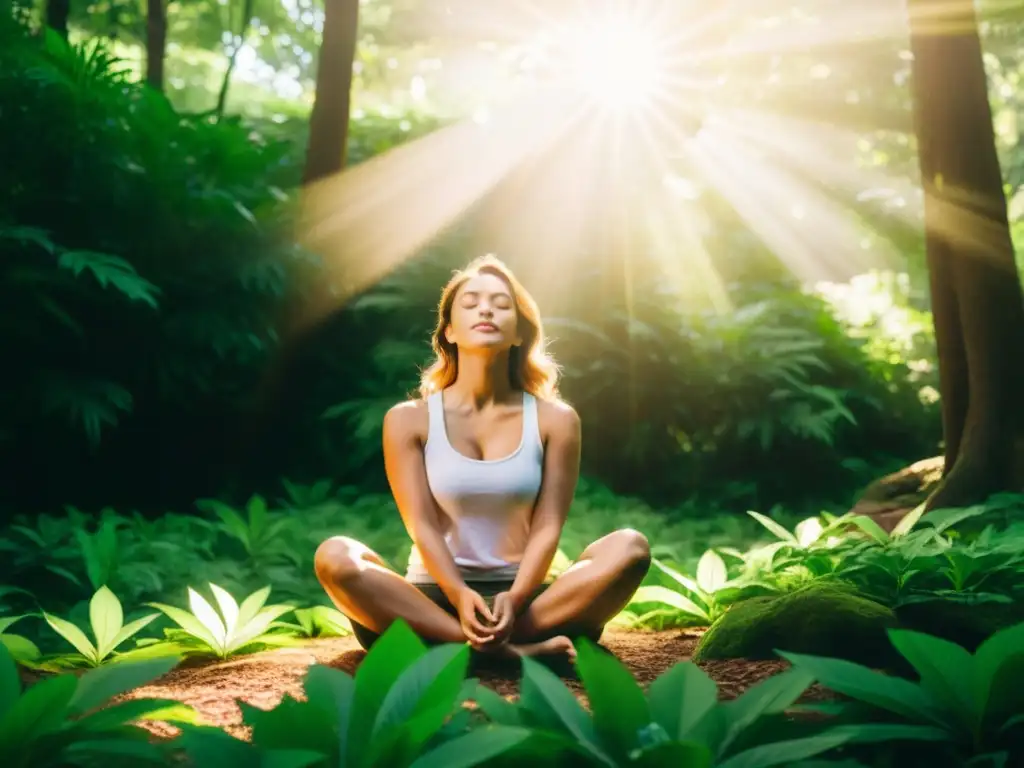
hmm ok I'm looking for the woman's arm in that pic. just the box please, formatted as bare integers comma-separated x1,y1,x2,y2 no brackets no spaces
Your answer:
382,402,468,605
507,401,581,610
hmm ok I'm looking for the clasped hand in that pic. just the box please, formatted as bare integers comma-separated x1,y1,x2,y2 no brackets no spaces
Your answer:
456,588,517,648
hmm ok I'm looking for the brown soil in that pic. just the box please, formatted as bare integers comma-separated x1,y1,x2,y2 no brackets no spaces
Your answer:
119,628,835,742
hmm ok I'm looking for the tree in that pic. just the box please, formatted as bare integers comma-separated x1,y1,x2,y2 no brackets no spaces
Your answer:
302,0,360,185
145,0,166,91
906,0,1024,511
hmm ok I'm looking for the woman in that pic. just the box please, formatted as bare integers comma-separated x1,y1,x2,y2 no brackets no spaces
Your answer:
314,255,650,660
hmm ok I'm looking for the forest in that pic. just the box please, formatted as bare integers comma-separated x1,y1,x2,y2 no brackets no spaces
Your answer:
1,0,1023,765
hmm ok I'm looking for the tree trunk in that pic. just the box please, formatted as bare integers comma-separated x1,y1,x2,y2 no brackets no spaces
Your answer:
45,0,69,38
145,0,167,91
302,0,360,185
215,0,255,117
906,0,1024,510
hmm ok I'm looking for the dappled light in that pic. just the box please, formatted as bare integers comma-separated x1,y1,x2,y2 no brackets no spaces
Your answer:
2,0,1024,765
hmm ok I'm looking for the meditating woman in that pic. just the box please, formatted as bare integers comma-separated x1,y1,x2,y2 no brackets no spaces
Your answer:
314,255,651,660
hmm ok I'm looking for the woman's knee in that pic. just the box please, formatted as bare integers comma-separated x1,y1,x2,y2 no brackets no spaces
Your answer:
613,528,651,570
314,536,366,585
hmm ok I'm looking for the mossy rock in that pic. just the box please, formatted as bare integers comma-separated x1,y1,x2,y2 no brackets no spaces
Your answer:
693,582,897,667
895,597,1024,652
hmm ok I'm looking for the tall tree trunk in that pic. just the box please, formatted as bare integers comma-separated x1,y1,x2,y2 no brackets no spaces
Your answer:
302,0,360,185
906,0,1024,510
145,0,167,91
45,0,69,38
215,0,255,117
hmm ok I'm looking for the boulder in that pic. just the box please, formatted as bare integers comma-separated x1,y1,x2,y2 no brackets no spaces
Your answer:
693,582,897,667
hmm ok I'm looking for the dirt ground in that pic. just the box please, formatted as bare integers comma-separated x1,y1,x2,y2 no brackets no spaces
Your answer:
119,628,834,742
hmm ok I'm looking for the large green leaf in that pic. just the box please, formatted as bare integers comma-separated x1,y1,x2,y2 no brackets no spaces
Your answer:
304,664,355,760
89,586,124,660
407,725,533,768
373,643,469,736
576,638,651,760
886,629,975,731
974,622,1024,727
44,613,97,663
646,661,718,741
472,684,522,726
778,652,947,727
68,656,179,716
0,673,78,756
0,642,20,723
520,656,609,765
244,696,338,758
719,668,817,754
717,730,853,768
347,620,426,765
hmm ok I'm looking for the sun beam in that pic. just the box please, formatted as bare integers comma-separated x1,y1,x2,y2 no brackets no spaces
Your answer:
555,11,668,112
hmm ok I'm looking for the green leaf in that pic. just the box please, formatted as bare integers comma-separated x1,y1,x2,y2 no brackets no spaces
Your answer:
147,601,222,653
58,250,160,308
974,621,1024,725
109,613,160,654
778,652,947,727
244,696,338,757
188,588,228,652
0,615,32,635
0,635,41,663
647,661,718,740
44,613,97,663
747,511,797,544
373,643,469,734
886,629,975,730
0,643,21,722
209,584,241,640
631,586,709,621
697,550,729,593
70,696,184,732
236,587,272,628
0,673,77,754
632,740,713,768
89,586,124,660
473,684,521,726
719,668,816,754
846,516,890,544
520,656,609,765
576,638,650,760
717,730,853,768
68,656,179,716
347,620,426,764
408,725,532,768
304,664,354,760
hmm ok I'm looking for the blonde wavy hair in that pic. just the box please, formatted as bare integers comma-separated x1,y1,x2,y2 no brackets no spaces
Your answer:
419,255,560,400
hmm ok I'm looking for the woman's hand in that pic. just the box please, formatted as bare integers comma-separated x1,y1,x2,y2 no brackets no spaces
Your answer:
457,587,497,645
487,591,517,645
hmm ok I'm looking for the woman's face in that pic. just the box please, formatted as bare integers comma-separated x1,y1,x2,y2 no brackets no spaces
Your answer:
445,272,521,351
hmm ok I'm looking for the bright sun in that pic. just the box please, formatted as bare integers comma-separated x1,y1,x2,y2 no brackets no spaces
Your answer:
557,13,667,111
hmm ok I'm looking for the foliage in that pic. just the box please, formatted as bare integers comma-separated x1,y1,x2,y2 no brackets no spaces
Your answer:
0,644,192,767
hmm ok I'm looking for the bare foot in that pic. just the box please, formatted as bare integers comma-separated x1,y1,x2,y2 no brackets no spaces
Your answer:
474,635,577,662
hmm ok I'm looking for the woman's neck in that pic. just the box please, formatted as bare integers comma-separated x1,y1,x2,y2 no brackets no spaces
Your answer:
448,351,515,409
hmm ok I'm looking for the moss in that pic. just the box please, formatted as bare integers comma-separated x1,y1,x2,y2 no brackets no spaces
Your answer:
693,581,897,667
895,598,1024,652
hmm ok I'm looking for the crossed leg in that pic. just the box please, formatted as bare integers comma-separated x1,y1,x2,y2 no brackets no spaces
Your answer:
314,528,651,656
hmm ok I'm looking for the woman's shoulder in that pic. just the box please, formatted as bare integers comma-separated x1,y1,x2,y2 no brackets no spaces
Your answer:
383,397,429,440
534,395,580,435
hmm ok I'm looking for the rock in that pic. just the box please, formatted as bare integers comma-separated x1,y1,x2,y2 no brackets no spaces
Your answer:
693,582,898,667
848,456,945,532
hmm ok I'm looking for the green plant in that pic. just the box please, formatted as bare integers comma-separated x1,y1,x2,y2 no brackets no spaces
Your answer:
38,586,164,670
0,643,191,767
783,620,1024,762
177,620,530,767
476,638,942,766
148,584,296,659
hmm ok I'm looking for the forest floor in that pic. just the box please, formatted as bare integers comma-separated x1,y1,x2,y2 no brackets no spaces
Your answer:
122,628,835,741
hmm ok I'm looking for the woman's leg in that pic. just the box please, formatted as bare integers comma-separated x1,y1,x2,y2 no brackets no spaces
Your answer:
314,536,465,645
512,528,651,644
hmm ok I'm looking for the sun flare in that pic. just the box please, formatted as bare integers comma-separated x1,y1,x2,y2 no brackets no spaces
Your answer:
556,12,668,111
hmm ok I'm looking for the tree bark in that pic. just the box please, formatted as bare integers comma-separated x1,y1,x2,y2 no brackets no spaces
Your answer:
145,0,167,91
906,0,1024,510
215,0,255,117
302,0,360,185
45,0,69,38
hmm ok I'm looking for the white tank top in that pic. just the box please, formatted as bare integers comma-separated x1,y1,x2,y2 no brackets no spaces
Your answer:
405,391,544,584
